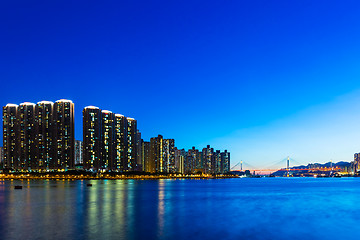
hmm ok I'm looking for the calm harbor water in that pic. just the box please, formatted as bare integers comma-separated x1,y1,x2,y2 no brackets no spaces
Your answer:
0,178,359,240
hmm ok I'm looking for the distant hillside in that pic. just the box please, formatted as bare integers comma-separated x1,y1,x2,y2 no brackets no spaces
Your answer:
272,161,352,176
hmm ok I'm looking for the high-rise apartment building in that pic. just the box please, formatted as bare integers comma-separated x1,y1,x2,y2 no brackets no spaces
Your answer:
83,106,102,170
126,118,137,171
163,139,175,173
150,135,164,173
36,101,54,170
142,141,151,172
174,147,185,174
3,104,19,169
202,145,214,174
101,110,115,170
17,102,37,170
136,130,142,171
186,147,201,173
354,153,360,173
221,150,230,173
214,150,222,174
185,151,194,174
53,100,75,170
114,114,127,171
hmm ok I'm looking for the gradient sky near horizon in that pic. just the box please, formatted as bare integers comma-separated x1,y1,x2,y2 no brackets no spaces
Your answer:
1,0,360,168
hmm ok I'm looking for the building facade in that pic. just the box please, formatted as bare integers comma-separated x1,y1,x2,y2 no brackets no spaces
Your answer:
0,146,4,164
136,130,142,171
18,102,37,170
202,145,214,174
75,140,83,165
174,147,185,174
83,106,102,170
126,118,137,171
149,135,163,173
142,141,151,172
163,139,175,173
101,110,115,170
3,104,19,169
36,101,54,170
221,150,230,173
53,100,75,170
354,153,360,173
147,135,175,173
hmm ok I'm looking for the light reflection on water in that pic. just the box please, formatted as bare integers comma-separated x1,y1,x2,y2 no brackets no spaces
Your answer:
0,178,360,240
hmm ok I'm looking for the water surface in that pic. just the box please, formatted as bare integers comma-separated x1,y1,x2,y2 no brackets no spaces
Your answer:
0,178,359,240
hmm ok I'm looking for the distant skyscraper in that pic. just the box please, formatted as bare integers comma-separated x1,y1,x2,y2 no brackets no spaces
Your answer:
202,145,214,174
354,153,360,173
36,101,54,170
75,140,83,165
83,106,102,170
214,150,221,174
174,147,185,174
3,104,19,169
136,130,143,171
142,141,151,172
162,139,170,172
53,99,75,170
163,139,175,173
221,150,230,173
185,147,198,174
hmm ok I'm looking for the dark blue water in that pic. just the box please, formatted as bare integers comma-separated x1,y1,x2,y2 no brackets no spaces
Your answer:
0,178,359,240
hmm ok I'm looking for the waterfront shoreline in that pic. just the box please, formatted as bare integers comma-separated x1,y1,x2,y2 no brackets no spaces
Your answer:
0,173,238,180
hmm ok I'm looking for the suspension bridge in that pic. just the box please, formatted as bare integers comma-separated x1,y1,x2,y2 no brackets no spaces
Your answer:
230,157,341,176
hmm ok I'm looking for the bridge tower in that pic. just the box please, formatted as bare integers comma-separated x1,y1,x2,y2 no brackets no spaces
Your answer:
286,156,290,177
240,160,243,171
330,160,333,175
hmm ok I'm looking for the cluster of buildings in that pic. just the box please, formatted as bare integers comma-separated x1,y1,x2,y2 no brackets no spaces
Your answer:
2,100,74,170
353,153,360,173
1,100,230,174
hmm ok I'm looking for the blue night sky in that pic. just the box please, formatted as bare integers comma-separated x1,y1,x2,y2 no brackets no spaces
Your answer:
1,0,360,168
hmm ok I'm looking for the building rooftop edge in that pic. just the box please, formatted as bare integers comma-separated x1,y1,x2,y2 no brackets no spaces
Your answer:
84,106,99,110
56,99,73,103
5,103,19,107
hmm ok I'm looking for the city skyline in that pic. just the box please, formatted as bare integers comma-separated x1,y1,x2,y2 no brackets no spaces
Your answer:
2,99,230,174
2,1,360,167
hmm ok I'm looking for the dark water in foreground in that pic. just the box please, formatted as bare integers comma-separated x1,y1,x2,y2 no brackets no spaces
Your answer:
0,178,359,240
